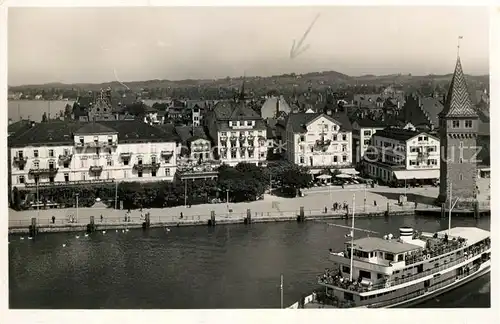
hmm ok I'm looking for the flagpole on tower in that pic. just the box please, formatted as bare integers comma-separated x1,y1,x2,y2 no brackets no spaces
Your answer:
457,36,463,57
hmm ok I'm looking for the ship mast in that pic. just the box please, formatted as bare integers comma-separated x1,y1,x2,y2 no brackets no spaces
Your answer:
349,194,355,282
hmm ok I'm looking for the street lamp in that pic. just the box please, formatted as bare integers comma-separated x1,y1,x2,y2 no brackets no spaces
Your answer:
184,179,187,207
226,189,230,210
75,193,79,223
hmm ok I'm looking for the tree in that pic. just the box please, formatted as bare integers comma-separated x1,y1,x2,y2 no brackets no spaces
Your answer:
64,103,73,120
41,112,48,123
12,187,22,210
279,164,312,196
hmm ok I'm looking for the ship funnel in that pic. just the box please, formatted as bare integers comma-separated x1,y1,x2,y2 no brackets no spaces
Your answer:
399,227,414,243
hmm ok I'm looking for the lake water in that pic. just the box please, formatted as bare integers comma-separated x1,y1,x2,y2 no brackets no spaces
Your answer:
8,214,490,309
8,100,75,122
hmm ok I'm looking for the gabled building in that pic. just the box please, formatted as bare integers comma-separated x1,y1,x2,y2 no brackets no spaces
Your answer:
9,120,178,191
363,128,440,185
260,95,292,120
400,94,444,131
284,111,353,173
175,126,212,162
205,88,268,166
351,118,391,165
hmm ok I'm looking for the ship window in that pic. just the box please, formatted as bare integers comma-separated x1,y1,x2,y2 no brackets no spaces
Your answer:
342,266,350,274
384,253,394,261
434,263,439,268
377,273,383,279
397,254,404,262
359,270,371,279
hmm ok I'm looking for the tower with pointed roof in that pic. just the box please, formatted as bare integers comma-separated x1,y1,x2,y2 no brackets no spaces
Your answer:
437,54,479,204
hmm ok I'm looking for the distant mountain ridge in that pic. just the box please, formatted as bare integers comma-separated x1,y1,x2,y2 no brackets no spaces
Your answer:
9,69,489,91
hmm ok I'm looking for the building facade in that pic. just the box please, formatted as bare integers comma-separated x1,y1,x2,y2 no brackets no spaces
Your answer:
364,128,440,185
284,112,353,170
206,98,268,167
9,121,178,190
351,119,387,165
437,56,479,204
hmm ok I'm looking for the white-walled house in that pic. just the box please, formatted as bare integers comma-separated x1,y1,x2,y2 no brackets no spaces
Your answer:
363,128,440,185
205,99,268,166
9,120,178,190
284,111,353,172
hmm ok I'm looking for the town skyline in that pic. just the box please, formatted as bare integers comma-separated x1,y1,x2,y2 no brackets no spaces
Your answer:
8,6,489,86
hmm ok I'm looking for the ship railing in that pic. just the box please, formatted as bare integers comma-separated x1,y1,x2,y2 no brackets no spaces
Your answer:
366,290,425,308
320,246,490,293
370,246,490,290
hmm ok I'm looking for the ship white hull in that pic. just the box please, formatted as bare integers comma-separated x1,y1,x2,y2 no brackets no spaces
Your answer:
291,260,490,309
387,261,490,308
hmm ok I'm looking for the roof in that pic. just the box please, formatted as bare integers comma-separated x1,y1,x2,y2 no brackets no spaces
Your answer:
440,57,478,118
419,97,443,127
260,96,292,119
175,126,208,144
353,118,387,128
436,227,489,246
8,119,32,136
213,100,261,120
75,122,117,135
8,120,178,148
350,237,421,254
373,128,423,142
286,112,350,133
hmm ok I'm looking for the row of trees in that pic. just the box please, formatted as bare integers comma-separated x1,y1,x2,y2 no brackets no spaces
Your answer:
11,162,313,211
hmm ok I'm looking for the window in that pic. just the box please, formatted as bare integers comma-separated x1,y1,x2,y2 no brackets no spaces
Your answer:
64,173,69,182
108,137,113,145
342,134,347,141
151,156,157,164
334,156,338,163
138,171,143,178
18,176,25,184
165,168,171,176
363,130,371,136
465,120,473,128
17,150,23,158
138,158,143,165
229,121,233,127
248,151,254,158
49,161,55,169
79,137,84,144
33,150,39,158
34,161,40,169
333,125,338,131
94,136,99,143
300,135,305,142
152,170,156,177
459,174,463,181
452,120,460,128
342,144,347,152
384,253,394,261
324,125,329,131
49,149,54,157
260,152,265,158
332,135,337,141
299,156,304,164
107,160,112,166
124,159,129,166
342,155,347,162
49,176,55,183
231,151,237,159
410,160,416,166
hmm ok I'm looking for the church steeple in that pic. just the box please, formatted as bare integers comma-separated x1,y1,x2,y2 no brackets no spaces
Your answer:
439,55,477,118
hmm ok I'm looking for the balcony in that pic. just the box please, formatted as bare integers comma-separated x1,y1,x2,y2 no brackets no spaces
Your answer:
89,166,103,173
29,168,58,176
85,141,118,148
229,137,238,145
58,154,73,162
161,150,174,158
258,136,266,146
13,156,28,166
120,152,132,159
133,163,161,171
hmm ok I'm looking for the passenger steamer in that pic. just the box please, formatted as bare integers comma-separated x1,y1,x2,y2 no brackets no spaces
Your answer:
289,196,491,309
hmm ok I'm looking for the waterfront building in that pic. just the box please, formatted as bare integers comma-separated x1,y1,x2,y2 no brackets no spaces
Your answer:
205,88,268,167
437,55,479,204
400,93,444,131
283,111,353,174
175,125,213,162
363,127,440,185
351,118,390,165
9,120,178,190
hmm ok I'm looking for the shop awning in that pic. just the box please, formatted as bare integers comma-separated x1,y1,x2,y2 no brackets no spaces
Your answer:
478,167,490,172
338,168,359,175
393,169,439,180
309,169,322,175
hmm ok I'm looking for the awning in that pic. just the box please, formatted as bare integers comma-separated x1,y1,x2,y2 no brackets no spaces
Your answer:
478,167,490,172
393,169,439,180
338,168,359,175
309,169,322,175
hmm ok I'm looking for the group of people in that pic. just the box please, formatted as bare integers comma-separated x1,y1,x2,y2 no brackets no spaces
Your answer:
324,202,350,214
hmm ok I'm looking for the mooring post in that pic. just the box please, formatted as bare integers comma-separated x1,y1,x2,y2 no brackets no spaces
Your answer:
87,216,96,234
29,217,37,238
208,210,216,227
297,206,305,222
245,208,252,224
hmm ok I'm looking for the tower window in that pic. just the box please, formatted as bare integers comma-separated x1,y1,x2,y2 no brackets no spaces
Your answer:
459,174,463,181
465,120,473,128
452,120,460,128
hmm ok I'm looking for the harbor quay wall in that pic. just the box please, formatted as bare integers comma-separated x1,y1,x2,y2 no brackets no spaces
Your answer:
8,208,416,234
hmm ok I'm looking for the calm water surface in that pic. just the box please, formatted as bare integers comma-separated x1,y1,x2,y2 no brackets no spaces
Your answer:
9,215,490,309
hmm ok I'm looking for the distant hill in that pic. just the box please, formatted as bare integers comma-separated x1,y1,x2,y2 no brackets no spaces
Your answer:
9,70,489,93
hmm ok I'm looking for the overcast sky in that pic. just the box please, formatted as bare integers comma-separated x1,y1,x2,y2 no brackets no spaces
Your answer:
8,6,489,86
